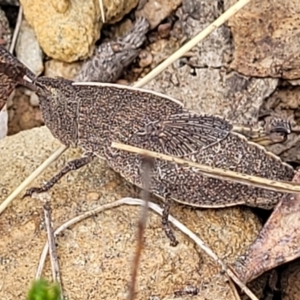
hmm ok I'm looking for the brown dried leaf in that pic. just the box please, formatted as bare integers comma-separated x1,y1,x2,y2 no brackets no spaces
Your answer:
231,170,300,283
227,0,300,79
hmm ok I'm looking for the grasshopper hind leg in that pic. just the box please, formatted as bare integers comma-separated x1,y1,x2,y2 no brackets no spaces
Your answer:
162,194,179,247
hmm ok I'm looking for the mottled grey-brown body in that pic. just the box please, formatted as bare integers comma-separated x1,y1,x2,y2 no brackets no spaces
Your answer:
0,44,296,245
34,77,294,209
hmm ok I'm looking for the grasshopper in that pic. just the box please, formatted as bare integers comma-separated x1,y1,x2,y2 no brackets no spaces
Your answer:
0,46,294,246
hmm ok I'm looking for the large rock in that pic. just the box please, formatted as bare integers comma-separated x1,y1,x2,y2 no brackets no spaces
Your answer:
20,0,139,62
103,0,139,24
144,0,278,126
44,59,82,80
135,0,182,29
0,126,263,299
20,0,101,62
226,0,300,80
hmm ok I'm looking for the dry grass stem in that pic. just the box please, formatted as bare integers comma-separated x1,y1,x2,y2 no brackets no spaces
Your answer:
9,6,23,53
36,198,126,278
3,0,251,214
43,201,63,299
36,197,257,300
0,145,67,214
228,279,242,300
127,158,153,300
111,142,300,195
98,0,105,23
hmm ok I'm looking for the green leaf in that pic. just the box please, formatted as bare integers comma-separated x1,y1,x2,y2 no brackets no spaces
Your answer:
27,279,61,300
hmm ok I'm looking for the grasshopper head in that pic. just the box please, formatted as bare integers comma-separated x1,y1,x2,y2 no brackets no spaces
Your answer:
35,76,79,147
0,47,30,111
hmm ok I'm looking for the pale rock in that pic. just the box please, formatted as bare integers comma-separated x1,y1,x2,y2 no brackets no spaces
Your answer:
226,0,300,80
0,105,8,140
20,0,102,62
15,19,44,75
20,0,141,62
136,0,182,29
44,59,82,80
103,0,139,24
29,92,39,107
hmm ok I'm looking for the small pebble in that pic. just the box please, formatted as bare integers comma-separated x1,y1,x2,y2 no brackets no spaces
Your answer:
6,90,15,109
116,79,129,85
29,92,39,107
35,110,43,123
138,50,153,68
86,192,100,201
157,23,171,38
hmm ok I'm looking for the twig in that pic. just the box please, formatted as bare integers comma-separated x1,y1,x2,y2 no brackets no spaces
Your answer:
36,197,258,300
127,158,153,300
0,145,67,214
111,142,300,195
135,0,251,88
126,199,257,300
9,5,23,53
43,201,64,300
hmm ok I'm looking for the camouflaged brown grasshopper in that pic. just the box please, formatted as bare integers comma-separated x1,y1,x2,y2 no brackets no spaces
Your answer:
0,45,294,246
